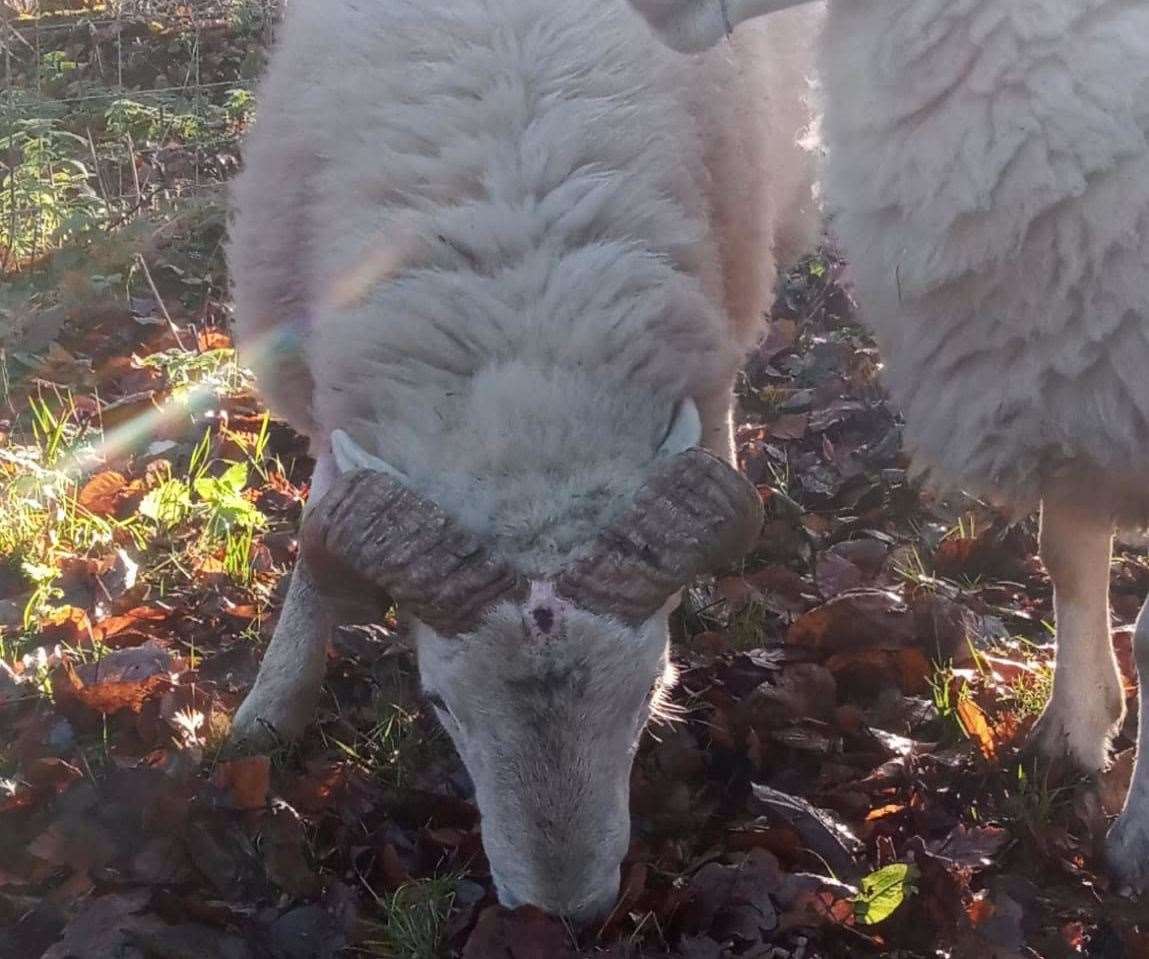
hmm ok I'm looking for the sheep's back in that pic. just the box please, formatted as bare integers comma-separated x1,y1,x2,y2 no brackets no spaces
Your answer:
228,0,806,566
231,0,741,429
822,0,1149,522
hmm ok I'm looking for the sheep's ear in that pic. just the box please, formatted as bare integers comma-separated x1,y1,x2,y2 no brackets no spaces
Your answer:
657,397,702,457
331,429,407,481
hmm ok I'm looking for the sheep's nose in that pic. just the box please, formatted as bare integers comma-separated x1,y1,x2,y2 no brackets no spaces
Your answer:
497,871,619,929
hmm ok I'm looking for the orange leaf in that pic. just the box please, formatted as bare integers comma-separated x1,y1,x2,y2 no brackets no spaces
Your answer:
78,471,128,516
212,756,270,810
52,659,172,716
39,606,94,647
895,648,931,695
97,606,169,640
196,328,233,351
956,697,997,759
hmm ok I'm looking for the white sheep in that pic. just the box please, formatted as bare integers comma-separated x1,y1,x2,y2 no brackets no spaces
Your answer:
627,0,1149,887
227,0,820,921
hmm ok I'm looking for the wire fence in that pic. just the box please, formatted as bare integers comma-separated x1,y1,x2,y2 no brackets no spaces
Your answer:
1,0,278,273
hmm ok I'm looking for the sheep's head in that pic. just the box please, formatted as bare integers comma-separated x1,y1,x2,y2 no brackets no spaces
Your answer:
302,407,762,925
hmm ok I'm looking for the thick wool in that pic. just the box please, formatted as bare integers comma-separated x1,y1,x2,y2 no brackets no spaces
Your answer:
229,0,819,574
623,0,1149,891
228,0,821,918
820,0,1149,524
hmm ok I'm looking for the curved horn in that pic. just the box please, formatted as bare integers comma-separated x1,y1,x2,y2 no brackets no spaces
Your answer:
301,470,528,637
555,449,763,624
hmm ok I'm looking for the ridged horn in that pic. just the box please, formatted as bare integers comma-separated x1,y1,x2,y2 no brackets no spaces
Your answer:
554,448,763,623
301,469,528,637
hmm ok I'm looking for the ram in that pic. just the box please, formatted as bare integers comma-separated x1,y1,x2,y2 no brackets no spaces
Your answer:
628,0,1149,888
227,0,819,922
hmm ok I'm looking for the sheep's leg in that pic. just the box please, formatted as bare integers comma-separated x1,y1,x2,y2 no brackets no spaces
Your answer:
1106,592,1149,889
628,0,813,53
229,452,377,751
1027,501,1124,774
697,386,736,464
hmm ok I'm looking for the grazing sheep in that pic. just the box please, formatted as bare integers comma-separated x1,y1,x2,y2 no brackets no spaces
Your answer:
227,0,819,921
627,0,1149,887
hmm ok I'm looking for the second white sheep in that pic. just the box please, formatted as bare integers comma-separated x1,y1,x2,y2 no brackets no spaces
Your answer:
628,0,1149,888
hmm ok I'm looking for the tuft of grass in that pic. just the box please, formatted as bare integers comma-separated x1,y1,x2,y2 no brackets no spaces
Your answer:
928,661,959,723
360,876,460,959
892,546,940,592
926,660,983,748
323,694,448,789
1003,759,1076,835
727,599,770,651
1004,663,1053,721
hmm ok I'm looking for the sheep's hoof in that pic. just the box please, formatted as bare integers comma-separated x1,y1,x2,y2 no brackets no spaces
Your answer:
1106,814,1149,892
1025,700,1118,779
226,698,304,756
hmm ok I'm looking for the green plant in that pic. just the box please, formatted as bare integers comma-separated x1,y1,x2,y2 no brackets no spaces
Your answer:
230,0,272,39
139,475,194,532
137,453,266,583
1,119,108,263
326,701,422,786
852,863,918,926
804,253,828,280
20,559,63,630
106,97,207,145
223,525,257,586
892,546,938,591
223,87,256,124
0,393,121,558
28,392,75,468
195,462,264,539
927,660,980,747
137,346,250,395
928,662,958,721
105,92,253,150
38,50,79,82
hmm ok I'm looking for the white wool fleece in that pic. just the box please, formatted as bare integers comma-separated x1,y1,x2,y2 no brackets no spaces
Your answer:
229,0,820,573
821,0,1149,524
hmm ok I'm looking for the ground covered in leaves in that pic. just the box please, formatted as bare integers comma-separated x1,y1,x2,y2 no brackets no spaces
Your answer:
3,4,1149,958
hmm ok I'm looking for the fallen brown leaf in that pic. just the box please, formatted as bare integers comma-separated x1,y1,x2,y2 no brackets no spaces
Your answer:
212,755,271,810
462,905,577,959
956,698,997,760
77,470,128,516
932,825,1010,870
52,656,173,719
788,590,916,652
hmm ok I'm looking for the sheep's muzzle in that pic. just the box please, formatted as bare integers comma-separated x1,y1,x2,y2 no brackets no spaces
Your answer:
302,449,763,636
